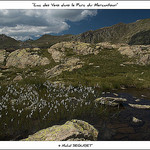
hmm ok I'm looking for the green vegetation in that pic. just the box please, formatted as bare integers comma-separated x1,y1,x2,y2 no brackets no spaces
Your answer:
53,49,150,90
28,34,74,48
0,34,20,51
64,48,76,57
2,47,150,91
1,27,150,140
129,30,150,45
0,47,128,140
0,79,119,140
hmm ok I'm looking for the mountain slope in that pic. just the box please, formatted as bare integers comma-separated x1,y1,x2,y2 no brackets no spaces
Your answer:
28,34,74,48
32,18,150,46
129,30,150,45
74,18,150,44
0,34,21,51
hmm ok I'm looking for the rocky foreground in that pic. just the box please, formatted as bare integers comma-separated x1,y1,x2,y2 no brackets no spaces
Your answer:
21,95,150,141
22,119,98,141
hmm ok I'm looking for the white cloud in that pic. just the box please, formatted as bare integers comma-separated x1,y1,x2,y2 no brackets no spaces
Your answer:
0,10,97,40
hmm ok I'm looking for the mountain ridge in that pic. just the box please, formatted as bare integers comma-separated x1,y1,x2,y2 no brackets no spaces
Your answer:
74,18,150,44
0,18,150,50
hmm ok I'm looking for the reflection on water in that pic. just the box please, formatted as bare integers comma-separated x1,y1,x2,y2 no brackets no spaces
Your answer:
96,88,150,140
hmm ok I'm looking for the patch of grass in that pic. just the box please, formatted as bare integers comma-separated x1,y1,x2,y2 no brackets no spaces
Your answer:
52,49,150,89
0,81,119,140
64,48,76,57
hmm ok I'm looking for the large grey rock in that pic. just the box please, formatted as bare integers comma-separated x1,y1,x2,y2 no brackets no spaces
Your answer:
45,57,83,78
118,44,150,65
118,46,135,58
95,97,127,107
96,42,125,50
6,48,50,68
48,41,99,63
48,41,150,66
139,54,150,65
22,119,98,141
48,47,65,63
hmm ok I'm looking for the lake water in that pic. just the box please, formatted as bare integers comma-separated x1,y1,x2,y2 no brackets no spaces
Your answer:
95,88,150,140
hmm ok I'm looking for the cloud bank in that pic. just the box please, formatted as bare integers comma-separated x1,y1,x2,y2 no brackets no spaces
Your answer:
0,10,97,40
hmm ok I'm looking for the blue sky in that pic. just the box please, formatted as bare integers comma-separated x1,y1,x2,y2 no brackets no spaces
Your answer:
0,9,149,40
62,9,150,35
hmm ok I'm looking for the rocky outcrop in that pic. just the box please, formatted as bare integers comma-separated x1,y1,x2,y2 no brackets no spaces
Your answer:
118,45,150,58
48,41,99,63
95,97,127,107
22,119,98,141
48,41,150,66
95,42,125,50
45,57,83,78
118,45,150,65
48,48,65,63
139,54,150,65
47,41,123,64
6,48,50,68
118,46,135,58
0,50,6,65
